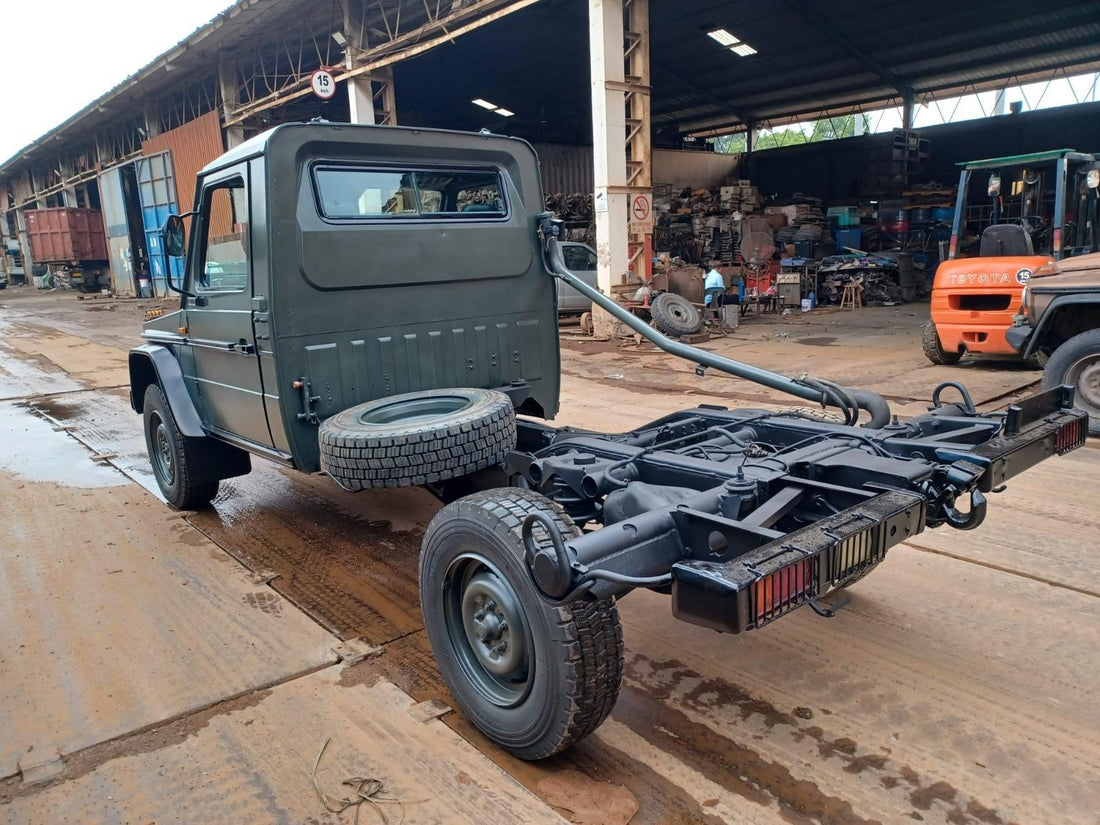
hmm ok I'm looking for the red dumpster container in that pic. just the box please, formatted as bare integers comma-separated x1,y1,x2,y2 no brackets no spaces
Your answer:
24,208,108,264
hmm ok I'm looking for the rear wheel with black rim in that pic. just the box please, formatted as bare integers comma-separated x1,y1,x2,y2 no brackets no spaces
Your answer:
419,488,623,760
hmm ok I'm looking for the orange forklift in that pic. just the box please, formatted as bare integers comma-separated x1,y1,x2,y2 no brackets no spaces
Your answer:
924,149,1100,364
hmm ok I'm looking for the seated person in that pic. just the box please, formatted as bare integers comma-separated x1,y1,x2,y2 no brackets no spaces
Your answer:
703,264,741,307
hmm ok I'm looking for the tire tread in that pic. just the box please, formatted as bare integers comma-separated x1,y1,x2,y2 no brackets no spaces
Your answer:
420,488,624,759
319,389,516,490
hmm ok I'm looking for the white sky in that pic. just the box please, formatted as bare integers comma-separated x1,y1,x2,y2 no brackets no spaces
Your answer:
0,0,234,162
754,73,1100,145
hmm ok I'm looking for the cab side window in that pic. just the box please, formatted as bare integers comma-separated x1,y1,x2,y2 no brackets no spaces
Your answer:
198,180,249,291
562,245,596,271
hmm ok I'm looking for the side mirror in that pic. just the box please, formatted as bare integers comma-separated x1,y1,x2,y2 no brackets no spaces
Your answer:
987,174,1001,198
161,214,186,257
159,213,196,298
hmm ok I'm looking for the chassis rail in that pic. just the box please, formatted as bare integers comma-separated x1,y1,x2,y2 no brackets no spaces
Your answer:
501,382,1086,634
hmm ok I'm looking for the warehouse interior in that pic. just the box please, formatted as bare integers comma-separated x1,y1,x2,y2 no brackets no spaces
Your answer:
2,0,1099,312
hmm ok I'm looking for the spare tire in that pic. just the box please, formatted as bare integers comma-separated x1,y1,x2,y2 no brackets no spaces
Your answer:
319,388,516,491
651,292,702,337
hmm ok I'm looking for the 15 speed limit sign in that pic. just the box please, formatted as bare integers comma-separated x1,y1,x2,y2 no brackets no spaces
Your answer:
310,69,336,101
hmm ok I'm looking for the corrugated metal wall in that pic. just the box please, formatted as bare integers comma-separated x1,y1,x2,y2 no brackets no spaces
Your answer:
653,149,740,189
142,110,224,214
534,143,593,195
98,167,136,296
534,143,742,195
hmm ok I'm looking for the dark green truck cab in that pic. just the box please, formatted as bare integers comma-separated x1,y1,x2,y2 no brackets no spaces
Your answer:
132,121,560,498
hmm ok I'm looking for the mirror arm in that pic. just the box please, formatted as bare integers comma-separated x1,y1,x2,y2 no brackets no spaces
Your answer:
166,279,197,299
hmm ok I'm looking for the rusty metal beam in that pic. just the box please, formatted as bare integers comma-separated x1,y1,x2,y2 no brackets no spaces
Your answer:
226,0,542,127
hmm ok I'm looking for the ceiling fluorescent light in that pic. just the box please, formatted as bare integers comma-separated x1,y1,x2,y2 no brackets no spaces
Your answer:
707,29,738,46
494,108,514,117
472,98,498,110
731,43,757,57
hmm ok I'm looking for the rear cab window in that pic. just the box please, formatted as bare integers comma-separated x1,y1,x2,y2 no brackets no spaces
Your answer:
313,167,507,220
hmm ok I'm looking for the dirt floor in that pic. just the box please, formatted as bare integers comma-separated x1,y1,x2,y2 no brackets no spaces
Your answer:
1,286,1097,825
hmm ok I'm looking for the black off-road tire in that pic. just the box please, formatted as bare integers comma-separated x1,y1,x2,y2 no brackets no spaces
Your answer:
142,384,219,509
651,292,703,337
1042,329,1100,436
319,388,516,491
420,489,624,760
922,320,962,365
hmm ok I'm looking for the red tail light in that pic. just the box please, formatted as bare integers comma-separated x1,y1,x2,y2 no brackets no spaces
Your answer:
1056,416,1087,455
753,556,815,623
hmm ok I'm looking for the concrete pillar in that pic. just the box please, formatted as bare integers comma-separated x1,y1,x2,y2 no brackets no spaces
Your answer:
143,105,161,140
345,64,395,125
15,207,33,274
347,74,377,125
589,0,630,337
219,60,247,150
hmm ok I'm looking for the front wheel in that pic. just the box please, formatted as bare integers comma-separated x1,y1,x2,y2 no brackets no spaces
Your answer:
922,320,961,365
419,489,623,760
1043,329,1100,436
142,385,219,509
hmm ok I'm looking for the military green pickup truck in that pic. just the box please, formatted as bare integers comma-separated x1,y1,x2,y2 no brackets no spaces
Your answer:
130,122,1086,760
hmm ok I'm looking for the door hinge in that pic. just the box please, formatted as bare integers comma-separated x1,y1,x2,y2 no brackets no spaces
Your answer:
293,377,321,423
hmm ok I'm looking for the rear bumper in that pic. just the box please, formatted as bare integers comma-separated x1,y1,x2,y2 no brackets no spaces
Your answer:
954,385,1088,491
933,321,1015,355
670,386,1087,635
671,491,925,634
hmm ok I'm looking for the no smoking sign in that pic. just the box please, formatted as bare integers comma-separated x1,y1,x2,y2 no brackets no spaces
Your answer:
629,192,653,233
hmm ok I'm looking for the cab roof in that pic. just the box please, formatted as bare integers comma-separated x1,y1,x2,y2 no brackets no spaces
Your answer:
198,121,534,177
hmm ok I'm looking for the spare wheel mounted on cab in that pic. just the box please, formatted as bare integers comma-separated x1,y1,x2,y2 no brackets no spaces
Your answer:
129,122,1089,761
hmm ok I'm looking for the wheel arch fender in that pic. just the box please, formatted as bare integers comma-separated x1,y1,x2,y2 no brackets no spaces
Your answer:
128,344,205,438
1024,294,1100,358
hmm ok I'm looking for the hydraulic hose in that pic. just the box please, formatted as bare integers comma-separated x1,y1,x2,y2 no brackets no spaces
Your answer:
541,224,892,428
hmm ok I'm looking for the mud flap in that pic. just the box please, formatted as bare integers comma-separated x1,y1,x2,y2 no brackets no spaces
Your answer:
129,344,251,484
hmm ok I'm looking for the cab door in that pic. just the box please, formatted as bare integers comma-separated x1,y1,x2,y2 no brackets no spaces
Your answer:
182,166,274,448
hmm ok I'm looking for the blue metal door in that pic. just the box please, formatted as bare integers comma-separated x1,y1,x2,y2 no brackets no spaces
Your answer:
136,152,184,296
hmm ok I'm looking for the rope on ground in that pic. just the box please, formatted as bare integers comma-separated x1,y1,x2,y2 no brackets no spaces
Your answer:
311,736,410,825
